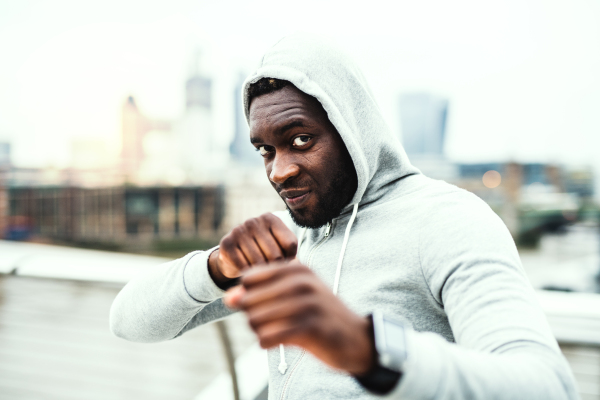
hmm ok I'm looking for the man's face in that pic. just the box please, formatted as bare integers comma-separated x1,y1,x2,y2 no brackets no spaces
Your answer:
249,85,358,228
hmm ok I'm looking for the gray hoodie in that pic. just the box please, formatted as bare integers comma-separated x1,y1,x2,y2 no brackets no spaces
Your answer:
110,34,579,400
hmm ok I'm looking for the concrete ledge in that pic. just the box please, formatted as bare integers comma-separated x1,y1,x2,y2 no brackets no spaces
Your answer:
536,289,600,346
0,240,169,284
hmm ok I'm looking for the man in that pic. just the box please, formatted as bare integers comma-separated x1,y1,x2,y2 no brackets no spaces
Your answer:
110,34,578,399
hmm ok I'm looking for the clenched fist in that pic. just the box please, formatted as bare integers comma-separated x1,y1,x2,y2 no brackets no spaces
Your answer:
208,213,298,289
224,261,375,375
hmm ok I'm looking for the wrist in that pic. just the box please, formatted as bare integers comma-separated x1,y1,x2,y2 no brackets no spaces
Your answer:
208,249,239,290
344,316,376,375
354,312,406,395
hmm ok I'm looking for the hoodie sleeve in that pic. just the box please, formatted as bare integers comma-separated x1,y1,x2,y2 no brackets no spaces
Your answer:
109,212,296,343
109,248,235,343
388,190,579,400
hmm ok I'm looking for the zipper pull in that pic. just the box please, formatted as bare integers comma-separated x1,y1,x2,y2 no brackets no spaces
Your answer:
324,222,331,237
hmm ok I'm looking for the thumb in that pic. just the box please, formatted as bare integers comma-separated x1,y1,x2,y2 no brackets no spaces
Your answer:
224,285,246,309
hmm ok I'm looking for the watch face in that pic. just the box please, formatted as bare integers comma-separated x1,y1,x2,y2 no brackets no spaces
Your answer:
373,311,407,372
383,317,406,355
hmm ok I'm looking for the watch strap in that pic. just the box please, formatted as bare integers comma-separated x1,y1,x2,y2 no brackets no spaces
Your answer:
355,363,402,395
354,314,402,395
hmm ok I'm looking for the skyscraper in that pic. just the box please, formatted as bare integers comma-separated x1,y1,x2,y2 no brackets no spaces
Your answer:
0,142,8,239
399,93,448,156
186,72,211,110
230,74,260,165
0,142,10,168
399,93,456,180
174,50,228,183
121,96,171,182
121,96,145,177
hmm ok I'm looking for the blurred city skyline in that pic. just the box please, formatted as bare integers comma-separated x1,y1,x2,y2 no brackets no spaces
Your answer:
1,0,599,185
1,5,599,397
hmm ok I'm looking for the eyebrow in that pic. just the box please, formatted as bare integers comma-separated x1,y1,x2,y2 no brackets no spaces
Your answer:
250,120,307,145
276,120,306,135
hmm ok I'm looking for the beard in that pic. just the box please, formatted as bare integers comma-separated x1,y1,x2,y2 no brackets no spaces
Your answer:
285,159,357,229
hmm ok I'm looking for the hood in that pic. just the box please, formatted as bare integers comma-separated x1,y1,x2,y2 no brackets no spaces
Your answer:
242,33,420,208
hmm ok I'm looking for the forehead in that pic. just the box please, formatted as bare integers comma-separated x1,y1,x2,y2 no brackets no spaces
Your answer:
248,86,329,132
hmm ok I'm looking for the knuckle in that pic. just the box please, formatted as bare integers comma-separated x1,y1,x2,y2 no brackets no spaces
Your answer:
292,279,314,295
247,316,259,330
302,299,320,314
237,293,251,308
305,320,319,336
288,324,305,339
299,281,314,293
256,326,271,340
246,217,269,236
240,274,252,286
237,225,248,235
259,335,275,349
261,212,275,222
220,235,234,249
230,226,242,238
290,264,311,275
240,274,255,290
244,217,258,229
287,239,298,252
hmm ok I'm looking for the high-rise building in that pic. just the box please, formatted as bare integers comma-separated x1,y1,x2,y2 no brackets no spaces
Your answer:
0,142,10,168
121,96,146,177
399,93,455,180
186,73,211,110
399,93,448,156
0,186,6,239
121,96,171,183
0,142,8,238
230,74,260,165
174,50,229,183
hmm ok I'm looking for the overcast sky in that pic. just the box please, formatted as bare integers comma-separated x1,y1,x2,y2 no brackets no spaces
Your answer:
1,0,599,175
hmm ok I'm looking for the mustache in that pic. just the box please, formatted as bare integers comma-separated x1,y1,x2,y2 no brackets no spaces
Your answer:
273,178,311,194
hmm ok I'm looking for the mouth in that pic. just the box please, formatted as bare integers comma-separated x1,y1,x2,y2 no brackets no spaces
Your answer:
279,189,311,209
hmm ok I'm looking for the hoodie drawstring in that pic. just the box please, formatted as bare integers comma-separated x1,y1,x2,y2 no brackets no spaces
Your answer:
278,226,308,374
333,203,358,296
278,203,359,374
278,344,288,374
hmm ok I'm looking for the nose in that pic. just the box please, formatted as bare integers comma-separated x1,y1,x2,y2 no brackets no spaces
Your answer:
268,152,300,185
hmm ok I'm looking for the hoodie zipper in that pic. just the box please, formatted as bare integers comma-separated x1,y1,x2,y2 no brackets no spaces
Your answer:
324,222,331,237
306,222,332,266
279,221,333,400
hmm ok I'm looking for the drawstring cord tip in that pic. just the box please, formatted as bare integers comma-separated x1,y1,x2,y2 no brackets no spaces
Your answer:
278,361,288,374
279,343,288,374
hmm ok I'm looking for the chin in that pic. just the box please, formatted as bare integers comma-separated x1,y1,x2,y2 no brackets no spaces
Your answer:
288,208,316,229
287,205,336,229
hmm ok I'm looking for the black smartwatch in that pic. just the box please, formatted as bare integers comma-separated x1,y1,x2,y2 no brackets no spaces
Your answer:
355,311,408,395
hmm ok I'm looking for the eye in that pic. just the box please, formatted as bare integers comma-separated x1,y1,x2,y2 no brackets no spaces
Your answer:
292,136,312,148
257,145,274,156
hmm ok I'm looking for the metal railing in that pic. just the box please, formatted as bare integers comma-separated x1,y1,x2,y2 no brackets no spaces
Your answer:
216,320,240,400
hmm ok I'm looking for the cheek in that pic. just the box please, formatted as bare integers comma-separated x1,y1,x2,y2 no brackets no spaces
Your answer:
307,148,334,178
